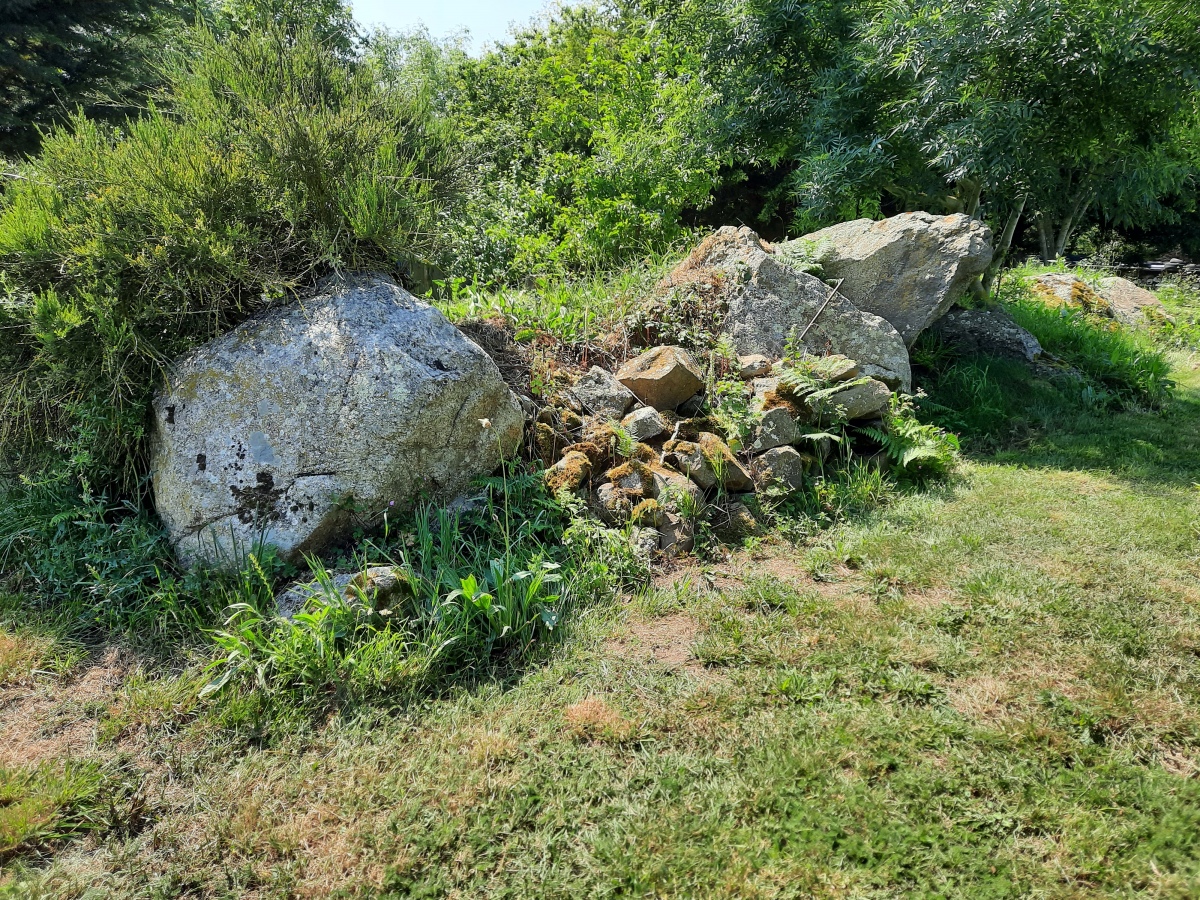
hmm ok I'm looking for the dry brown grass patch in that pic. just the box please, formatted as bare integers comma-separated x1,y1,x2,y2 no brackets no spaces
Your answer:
563,697,636,743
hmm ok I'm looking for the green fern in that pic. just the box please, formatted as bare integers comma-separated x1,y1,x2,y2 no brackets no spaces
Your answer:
861,396,960,482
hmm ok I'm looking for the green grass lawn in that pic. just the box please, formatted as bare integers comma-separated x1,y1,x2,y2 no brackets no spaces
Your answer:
3,354,1199,897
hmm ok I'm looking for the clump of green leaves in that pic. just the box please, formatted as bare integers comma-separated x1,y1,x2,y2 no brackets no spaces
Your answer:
860,394,960,483
203,467,648,712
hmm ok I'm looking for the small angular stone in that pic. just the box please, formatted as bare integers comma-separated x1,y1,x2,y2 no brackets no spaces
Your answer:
754,446,808,491
616,346,705,411
805,378,892,421
659,512,695,556
593,482,633,524
751,406,799,452
737,354,772,379
621,406,667,443
696,433,754,492
650,465,704,511
569,366,638,421
544,450,592,494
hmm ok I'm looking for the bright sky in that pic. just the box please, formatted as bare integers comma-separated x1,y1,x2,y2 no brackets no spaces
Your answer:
350,0,554,48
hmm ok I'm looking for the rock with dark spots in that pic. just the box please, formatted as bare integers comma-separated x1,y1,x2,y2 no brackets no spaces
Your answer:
616,345,706,411
622,406,667,443
659,512,696,556
805,378,892,421
787,212,993,346
751,407,800,452
753,446,808,491
568,366,638,421
671,227,910,390
151,274,524,569
593,482,633,525
929,306,1043,362
650,465,704,510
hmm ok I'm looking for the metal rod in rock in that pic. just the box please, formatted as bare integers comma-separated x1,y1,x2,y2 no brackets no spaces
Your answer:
797,278,845,343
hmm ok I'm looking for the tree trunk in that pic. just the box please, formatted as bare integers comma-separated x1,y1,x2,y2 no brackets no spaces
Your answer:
982,195,1027,294
1053,189,1091,258
1036,215,1052,262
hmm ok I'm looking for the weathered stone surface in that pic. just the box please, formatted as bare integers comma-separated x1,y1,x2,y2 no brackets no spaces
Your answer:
663,439,717,490
696,433,754,492
569,366,638,420
675,227,910,390
1097,276,1168,327
754,446,808,491
621,406,667,443
751,406,800,452
630,498,664,527
665,435,753,493
737,354,773,379
788,212,993,346
930,307,1043,362
630,526,662,559
545,451,592,494
617,346,705,411
650,465,704,510
1026,273,1110,314
659,512,695,556
805,378,892,421
593,482,633,525
151,275,524,569
806,354,860,383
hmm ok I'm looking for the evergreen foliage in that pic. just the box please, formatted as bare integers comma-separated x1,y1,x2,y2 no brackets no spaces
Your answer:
0,0,190,157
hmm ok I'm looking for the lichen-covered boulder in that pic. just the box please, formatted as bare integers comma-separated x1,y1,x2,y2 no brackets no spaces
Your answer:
622,407,667,443
753,446,808,491
751,407,800,452
787,212,993,346
1025,273,1111,315
930,307,1043,362
805,378,892,421
616,346,705,411
151,275,525,568
666,227,911,391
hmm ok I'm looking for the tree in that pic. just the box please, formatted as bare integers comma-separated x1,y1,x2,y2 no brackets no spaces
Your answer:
812,0,1200,273
0,0,190,157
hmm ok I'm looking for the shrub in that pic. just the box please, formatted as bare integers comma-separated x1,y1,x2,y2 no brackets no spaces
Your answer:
0,23,459,496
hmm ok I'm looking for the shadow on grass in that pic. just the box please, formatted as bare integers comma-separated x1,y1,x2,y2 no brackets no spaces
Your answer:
917,352,1200,488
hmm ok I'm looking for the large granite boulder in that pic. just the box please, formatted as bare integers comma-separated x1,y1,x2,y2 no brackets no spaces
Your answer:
151,275,525,568
929,307,1043,363
660,227,911,391
786,212,993,346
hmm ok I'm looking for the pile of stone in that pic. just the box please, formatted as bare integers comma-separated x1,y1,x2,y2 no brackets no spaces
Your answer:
536,342,893,555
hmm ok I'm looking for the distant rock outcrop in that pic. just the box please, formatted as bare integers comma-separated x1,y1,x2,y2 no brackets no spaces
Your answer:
151,275,525,568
